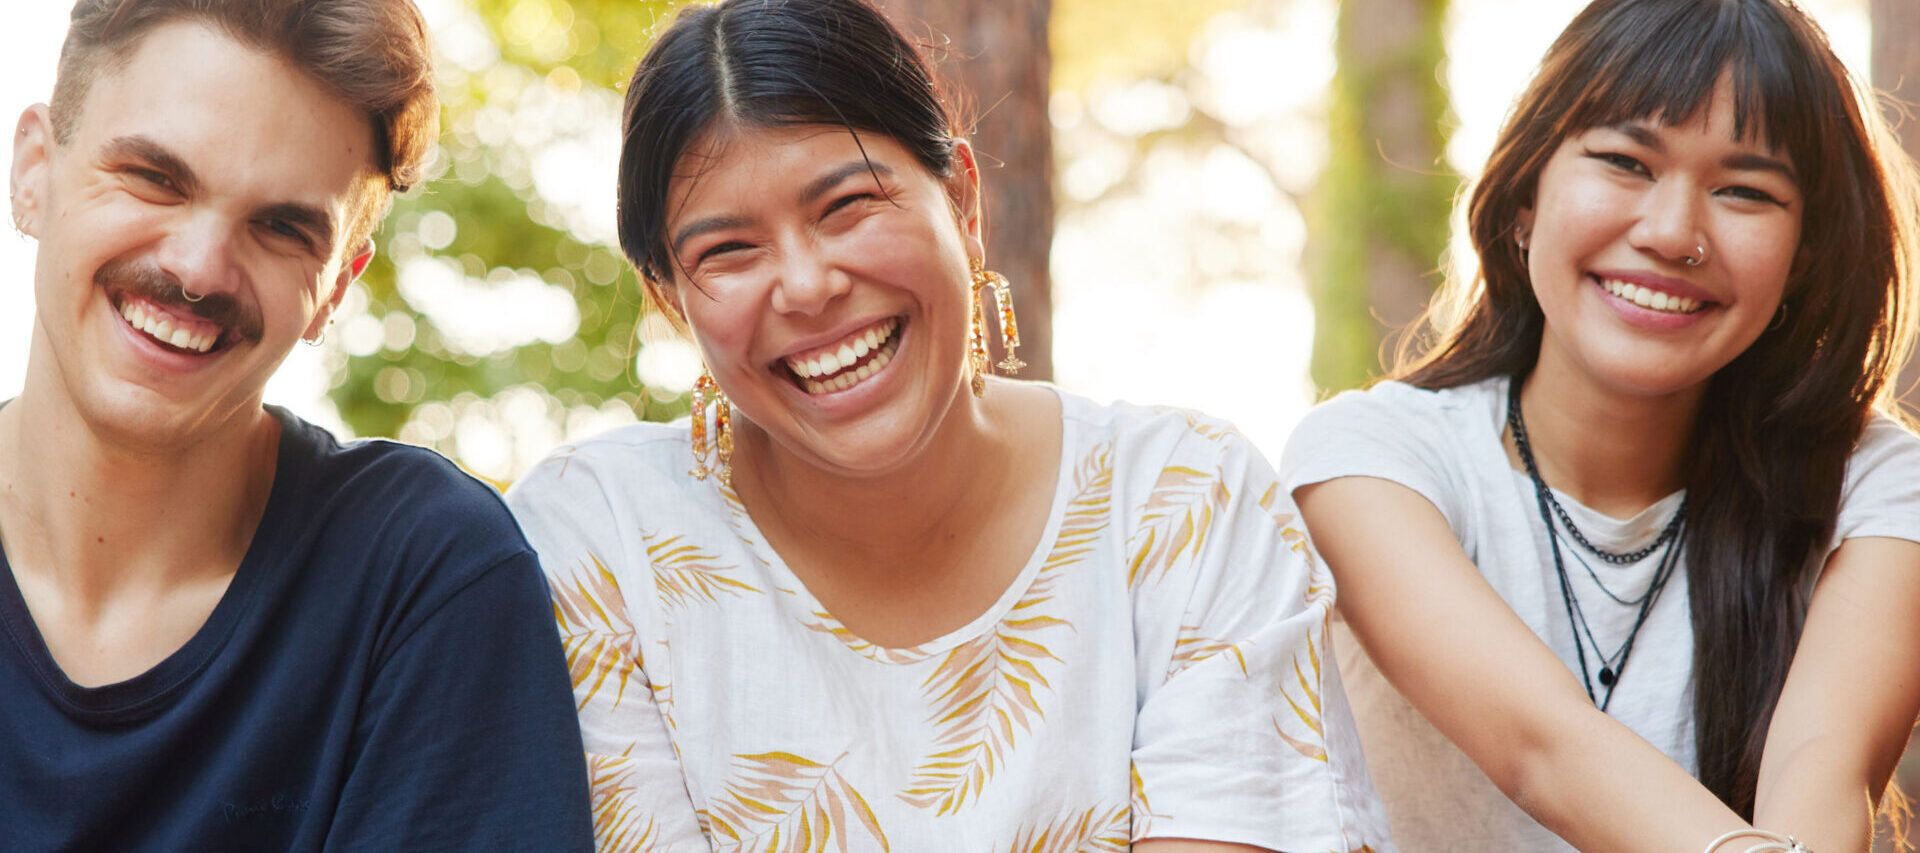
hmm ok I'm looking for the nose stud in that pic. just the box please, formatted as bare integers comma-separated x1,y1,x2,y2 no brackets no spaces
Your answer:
1683,244,1707,267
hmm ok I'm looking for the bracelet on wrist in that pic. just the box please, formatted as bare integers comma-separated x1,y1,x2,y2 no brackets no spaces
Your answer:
1703,828,1809,853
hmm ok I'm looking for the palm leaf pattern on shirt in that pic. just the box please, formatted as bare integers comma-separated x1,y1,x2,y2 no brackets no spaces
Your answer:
803,612,931,665
588,754,667,852
1128,762,1172,842
1126,466,1228,589
898,443,1113,815
1165,623,1250,679
717,485,778,572
647,647,678,733
697,751,889,852
1003,804,1130,852
551,552,642,710
1274,626,1330,763
1257,482,1295,532
644,530,762,611
1261,482,1333,609
1151,405,1241,443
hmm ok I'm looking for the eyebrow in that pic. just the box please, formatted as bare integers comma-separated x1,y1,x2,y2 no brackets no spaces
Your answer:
103,134,345,251
100,135,202,196
672,214,753,255
259,201,338,252
670,160,898,254
1720,152,1798,183
1609,123,1798,183
799,160,893,205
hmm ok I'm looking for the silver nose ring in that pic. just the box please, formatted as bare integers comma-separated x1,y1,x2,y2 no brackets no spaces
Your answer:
182,286,206,303
1683,244,1707,267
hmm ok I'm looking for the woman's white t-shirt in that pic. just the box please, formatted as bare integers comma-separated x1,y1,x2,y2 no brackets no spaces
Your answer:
509,385,1393,851
1281,376,1920,851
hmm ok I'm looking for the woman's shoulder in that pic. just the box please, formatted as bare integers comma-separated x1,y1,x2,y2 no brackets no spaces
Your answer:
1302,376,1500,432
1855,411,1920,457
507,420,754,606
1820,411,1920,551
1840,411,1920,500
507,420,697,513
1049,385,1266,474
1289,376,1501,454
1279,376,1508,513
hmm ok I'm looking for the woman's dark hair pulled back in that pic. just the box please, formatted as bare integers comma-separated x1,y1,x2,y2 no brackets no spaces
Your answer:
615,0,961,308
1398,0,1920,818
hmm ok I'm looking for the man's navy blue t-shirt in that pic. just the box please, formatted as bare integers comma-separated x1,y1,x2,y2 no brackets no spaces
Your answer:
0,409,593,851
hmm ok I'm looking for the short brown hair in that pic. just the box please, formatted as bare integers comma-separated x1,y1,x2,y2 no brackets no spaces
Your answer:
51,0,438,225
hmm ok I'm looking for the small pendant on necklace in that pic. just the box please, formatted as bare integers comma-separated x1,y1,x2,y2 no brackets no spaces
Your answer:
1598,667,1616,687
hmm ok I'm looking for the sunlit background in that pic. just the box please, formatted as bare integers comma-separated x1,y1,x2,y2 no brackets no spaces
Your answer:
4,0,1917,845
0,0,1874,473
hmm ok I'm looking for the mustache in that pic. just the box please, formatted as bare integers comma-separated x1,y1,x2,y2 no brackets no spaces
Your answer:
97,259,264,344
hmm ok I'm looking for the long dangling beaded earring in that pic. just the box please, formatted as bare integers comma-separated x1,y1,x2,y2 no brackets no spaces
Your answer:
968,257,1024,397
688,369,733,486
968,267,991,397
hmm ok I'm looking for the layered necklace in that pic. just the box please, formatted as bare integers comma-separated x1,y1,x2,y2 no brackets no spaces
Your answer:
1506,378,1686,711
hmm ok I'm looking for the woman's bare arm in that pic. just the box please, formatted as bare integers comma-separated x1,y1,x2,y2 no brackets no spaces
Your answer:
1297,476,1749,850
1753,536,1920,850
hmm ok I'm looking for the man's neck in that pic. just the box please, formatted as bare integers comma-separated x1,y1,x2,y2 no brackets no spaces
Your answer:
1513,340,1702,519
0,383,280,607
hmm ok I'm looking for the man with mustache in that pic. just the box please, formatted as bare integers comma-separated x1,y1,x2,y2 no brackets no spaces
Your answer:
0,2,592,849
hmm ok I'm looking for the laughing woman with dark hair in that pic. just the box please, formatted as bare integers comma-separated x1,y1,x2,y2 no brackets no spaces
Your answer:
507,0,1392,849
1284,0,1920,850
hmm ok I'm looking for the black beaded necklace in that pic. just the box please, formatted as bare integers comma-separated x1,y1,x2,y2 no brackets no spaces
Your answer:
1506,378,1686,710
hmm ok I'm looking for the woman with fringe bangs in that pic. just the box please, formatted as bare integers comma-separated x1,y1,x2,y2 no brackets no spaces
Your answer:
1284,0,1920,850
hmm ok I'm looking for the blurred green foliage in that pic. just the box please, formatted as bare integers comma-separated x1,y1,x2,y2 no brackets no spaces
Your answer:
330,0,1286,478
335,0,676,465
470,0,676,90
1311,0,1453,392
343,180,650,440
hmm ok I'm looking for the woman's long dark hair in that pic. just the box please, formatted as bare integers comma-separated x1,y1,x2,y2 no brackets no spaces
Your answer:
613,0,962,320
1397,0,1920,816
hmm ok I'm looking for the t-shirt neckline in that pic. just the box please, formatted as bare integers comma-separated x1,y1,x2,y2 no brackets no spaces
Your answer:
1485,376,1686,540
0,406,308,721
714,384,1081,665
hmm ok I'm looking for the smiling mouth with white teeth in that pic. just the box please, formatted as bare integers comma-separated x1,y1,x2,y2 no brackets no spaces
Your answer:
115,295,228,355
780,317,903,395
1599,277,1707,314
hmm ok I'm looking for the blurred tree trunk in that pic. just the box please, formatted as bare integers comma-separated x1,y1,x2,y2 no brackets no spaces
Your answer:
1877,0,1920,415
877,0,1056,380
1871,10,1920,849
1310,0,1453,393
1876,0,1920,165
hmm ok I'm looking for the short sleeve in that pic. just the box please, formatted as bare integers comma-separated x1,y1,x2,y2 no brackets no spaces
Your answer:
507,450,708,849
1130,425,1394,851
324,551,596,851
1281,381,1472,530
1830,415,1920,551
